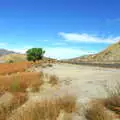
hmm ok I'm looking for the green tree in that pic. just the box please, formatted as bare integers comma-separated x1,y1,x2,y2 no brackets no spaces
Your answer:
26,48,45,62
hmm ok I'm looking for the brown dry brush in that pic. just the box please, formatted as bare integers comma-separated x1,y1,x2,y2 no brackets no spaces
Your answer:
7,94,76,120
0,62,32,75
48,75,59,86
103,96,120,116
0,72,44,93
85,104,112,120
0,92,28,120
102,81,120,117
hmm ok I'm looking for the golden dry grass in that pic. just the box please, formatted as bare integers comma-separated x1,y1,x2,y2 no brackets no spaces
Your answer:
7,94,76,120
102,96,120,118
0,72,44,93
102,81,120,118
48,75,59,86
0,60,62,120
0,92,28,120
85,103,112,120
0,62,32,75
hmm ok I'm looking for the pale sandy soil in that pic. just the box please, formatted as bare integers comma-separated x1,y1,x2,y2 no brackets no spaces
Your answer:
35,63,120,103
3,63,120,120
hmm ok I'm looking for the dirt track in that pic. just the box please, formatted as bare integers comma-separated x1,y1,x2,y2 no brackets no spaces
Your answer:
36,63,120,103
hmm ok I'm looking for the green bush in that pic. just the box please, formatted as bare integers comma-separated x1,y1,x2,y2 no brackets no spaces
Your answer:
8,60,14,63
26,48,45,62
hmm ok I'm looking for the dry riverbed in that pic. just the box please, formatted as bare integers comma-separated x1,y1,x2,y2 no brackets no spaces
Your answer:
35,63,120,103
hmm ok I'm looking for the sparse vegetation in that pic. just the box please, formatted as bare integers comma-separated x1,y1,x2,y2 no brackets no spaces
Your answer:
102,82,120,117
0,92,27,120
0,62,32,75
0,72,44,93
48,75,59,86
103,96,120,115
10,79,24,93
104,81,120,97
7,94,76,120
85,104,112,120
8,60,14,63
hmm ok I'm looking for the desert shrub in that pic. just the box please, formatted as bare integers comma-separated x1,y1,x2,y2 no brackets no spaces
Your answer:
7,94,76,120
48,75,58,86
104,81,120,97
31,84,40,92
8,60,14,63
47,64,53,67
0,92,27,120
103,96,120,115
102,81,120,117
58,95,77,113
85,104,112,120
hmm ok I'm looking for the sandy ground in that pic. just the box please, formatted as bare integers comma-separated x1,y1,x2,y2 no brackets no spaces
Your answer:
35,63,120,104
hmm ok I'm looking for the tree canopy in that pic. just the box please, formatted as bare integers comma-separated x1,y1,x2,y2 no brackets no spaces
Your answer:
26,48,45,62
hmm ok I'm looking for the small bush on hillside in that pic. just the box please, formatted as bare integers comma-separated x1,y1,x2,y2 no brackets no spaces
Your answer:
8,60,14,63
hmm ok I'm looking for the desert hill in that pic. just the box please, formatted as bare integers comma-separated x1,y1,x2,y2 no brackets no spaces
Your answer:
67,42,120,63
0,49,16,56
0,54,27,63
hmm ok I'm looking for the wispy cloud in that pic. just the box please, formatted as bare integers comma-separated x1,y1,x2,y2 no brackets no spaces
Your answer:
59,32,120,44
112,18,120,22
9,46,33,53
36,40,49,42
0,42,7,47
107,18,120,23
52,42,67,46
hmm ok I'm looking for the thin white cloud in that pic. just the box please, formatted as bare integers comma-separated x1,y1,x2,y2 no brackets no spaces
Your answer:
112,18,120,22
45,47,95,59
107,18,120,23
36,40,49,42
0,42,7,47
59,32,120,43
8,46,33,54
52,42,67,46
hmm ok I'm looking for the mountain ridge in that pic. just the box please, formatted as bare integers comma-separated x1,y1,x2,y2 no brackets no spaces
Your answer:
67,42,120,63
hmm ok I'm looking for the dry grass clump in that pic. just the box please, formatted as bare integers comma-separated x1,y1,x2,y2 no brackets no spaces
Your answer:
102,82,120,117
0,92,28,120
0,62,32,75
103,96,120,115
85,104,112,120
0,72,44,93
58,95,77,113
104,82,120,97
7,94,76,120
48,75,59,86
30,84,41,92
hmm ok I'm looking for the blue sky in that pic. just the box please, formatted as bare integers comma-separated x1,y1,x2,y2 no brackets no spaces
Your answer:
0,0,120,59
